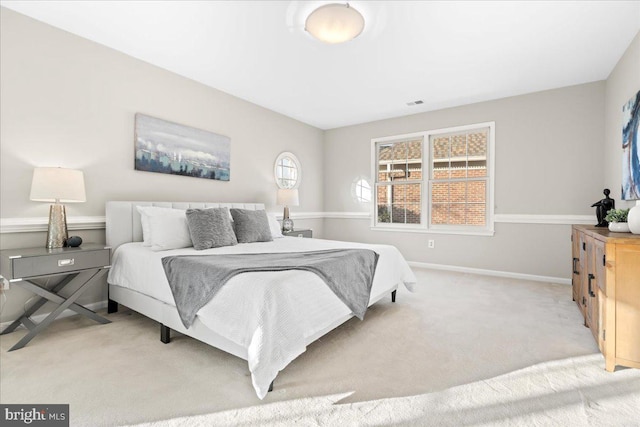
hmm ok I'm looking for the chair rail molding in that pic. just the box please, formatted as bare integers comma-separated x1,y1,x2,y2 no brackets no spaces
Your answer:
1,212,595,233
324,212,594,225
493,214,594,225
1,216,106,233
322,211,371,220
272,212,325,220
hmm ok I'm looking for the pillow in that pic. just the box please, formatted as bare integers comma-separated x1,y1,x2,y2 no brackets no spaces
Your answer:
136,206,191,251
136,206,185,246
185,208,237,250
229,209,273,243
267,212,284,238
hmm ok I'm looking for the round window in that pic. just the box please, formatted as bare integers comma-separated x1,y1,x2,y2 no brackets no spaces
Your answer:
274,152,301,189
352,177,372,203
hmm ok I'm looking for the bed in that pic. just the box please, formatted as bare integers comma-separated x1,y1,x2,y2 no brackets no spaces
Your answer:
105,201,416,398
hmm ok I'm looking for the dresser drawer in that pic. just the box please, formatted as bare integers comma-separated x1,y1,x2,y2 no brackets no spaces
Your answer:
6,249,111,280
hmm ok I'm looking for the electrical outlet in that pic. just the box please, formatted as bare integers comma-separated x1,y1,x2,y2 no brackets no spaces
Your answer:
428,239,435,249
0,276,9,291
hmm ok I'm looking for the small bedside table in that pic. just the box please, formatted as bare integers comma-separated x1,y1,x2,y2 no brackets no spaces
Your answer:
0,244,112,351
283,229,313,238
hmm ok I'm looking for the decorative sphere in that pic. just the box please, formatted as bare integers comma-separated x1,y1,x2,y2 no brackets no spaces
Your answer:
65,236,83,247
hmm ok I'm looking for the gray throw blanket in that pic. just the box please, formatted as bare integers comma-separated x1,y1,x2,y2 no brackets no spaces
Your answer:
162,249,379,329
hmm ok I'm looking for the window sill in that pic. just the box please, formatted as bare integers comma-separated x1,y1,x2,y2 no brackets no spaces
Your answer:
370,226,495,237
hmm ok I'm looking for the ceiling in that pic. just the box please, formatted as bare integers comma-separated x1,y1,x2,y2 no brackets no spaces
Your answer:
2,1,639,130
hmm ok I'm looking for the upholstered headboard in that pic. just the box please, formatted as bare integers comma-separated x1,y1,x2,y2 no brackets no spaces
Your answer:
105,201,266,251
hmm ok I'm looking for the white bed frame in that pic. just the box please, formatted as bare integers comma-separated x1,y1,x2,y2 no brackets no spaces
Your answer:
105,201,397,382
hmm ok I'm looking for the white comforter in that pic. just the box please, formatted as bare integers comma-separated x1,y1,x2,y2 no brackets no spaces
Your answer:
107,237,416,398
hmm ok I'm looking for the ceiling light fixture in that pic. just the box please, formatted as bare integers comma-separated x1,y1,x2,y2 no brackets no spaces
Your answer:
305,3,365,44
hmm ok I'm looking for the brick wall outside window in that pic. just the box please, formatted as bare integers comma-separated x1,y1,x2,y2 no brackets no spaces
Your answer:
377,139,423,224
430,129,488,226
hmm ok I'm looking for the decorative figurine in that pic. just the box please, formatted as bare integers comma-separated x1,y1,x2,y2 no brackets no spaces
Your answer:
591,189,615,227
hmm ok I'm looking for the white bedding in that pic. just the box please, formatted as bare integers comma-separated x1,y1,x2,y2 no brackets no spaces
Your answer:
107,237,416,398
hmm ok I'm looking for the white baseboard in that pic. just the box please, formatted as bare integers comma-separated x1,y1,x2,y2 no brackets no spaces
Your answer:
407,261,571,285
0,300,108,331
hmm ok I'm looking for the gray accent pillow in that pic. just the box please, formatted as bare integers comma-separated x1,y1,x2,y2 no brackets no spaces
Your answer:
185,208,238,250
230,209,273,243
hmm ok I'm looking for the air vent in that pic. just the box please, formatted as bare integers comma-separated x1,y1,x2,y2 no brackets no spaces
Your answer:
406,100,424,106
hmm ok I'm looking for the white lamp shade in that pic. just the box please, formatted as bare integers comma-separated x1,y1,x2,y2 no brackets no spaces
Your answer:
305,3,365,44
30,167,86,203
277,188,299,206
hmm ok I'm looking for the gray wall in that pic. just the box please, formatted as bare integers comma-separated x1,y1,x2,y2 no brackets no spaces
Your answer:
0,9,323,322
324,24,640,277
604,31,640,208
0,8,324,220
1,7,637,324
323,82,606,279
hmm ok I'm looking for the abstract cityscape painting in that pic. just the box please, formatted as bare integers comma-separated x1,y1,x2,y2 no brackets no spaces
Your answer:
134,113,230,181
622,90,640,200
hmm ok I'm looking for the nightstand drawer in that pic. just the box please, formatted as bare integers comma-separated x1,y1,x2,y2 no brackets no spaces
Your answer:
283,229,312,238
3,248,110,280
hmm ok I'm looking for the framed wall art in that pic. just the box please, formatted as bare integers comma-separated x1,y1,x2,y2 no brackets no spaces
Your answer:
134,113,230,181
622,90,640,200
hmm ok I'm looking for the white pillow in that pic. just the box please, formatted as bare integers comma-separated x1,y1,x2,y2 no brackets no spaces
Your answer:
137,206,178,246
136,206,191,250
147,213,192,251
267,212,284,238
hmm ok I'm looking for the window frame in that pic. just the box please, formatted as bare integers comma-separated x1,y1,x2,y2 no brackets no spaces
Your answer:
370,122,495,236
274,151,301,189
371,131,428,229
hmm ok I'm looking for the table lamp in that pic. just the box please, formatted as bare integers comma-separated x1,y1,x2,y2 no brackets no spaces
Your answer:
30,167,86,249
277,188,299,232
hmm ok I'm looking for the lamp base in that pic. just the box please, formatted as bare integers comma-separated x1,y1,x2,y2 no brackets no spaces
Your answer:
283,218,294,232
46,204,68,249
282,206,294,232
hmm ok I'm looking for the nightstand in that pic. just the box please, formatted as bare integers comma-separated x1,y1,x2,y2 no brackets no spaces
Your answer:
283,229,313,238
0,244,112,351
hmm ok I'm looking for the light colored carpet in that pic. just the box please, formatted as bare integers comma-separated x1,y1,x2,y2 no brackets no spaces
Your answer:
1,268,637,426
134,353,640,426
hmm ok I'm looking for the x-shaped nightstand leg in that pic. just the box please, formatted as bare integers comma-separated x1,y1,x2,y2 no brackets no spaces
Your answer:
1,268,111,351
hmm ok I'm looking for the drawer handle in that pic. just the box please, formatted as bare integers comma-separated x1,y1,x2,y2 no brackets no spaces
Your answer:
572,258,579,275
58,258,75,267
588,273,596,298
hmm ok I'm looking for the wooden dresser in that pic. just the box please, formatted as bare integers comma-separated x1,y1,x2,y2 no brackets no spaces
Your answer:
571,225,640,371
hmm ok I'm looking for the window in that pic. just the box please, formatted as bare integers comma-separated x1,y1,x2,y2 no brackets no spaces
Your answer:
375,137,423,225
353,178,372,203
274,152,301,189
430,127,489,228
372,122,494,235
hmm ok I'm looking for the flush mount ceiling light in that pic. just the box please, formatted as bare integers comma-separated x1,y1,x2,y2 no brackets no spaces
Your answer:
305,3,365,44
